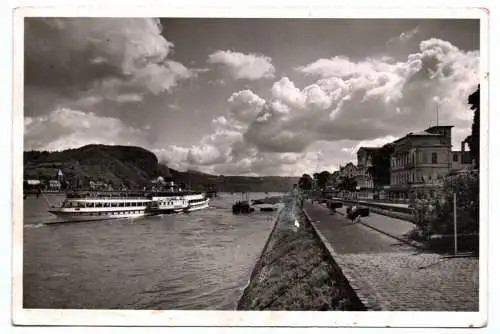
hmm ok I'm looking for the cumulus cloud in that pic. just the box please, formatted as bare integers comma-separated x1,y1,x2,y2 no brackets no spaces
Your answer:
283,38,479,147
161,37,479,176
227,89,266,124
26,21,479,178
399,27,420,41
24,107,149,151
115,93,144,103
153,146,190,171
387,27,420,45
207,50,275,80
25,18,195,117
271,77,306,108
187,144,227,166
296,56,393,79
345,135,398,155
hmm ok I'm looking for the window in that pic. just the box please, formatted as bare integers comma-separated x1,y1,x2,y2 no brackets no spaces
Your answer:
422,152,428,164
432,153,438,164
453,153,458,162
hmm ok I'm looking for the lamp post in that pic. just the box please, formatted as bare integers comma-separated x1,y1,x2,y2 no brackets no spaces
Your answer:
453,192,458,255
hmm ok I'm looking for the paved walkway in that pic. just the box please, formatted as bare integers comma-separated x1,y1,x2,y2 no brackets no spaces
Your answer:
304,202,479,311
335,206,414,240
332,198,409,209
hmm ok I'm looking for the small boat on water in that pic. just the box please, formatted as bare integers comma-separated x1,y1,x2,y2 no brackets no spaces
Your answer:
232,200,254,214
232,194,284,214
204,184,218,198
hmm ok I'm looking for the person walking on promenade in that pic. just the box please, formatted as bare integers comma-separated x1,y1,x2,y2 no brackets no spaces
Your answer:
348,203,362,223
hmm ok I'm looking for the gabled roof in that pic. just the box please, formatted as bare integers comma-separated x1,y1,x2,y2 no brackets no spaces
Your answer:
357,146,379,154
425,125,454,131
393,130,441,143
410,130,440,136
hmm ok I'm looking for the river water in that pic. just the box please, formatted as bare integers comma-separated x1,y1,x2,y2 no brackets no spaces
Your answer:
23,192,282,310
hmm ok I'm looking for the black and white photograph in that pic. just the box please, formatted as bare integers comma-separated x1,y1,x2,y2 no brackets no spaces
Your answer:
11,6,488,327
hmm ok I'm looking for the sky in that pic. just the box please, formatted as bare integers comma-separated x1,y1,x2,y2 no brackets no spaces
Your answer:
23,18,480,176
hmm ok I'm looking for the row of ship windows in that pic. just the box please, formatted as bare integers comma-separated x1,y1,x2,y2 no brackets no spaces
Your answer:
63,202,149,208
68,211,143,215
159,201,184,206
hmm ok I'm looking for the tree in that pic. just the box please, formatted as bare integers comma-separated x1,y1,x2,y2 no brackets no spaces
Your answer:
316,171,332,189
368,143,395,188
467,85,480,169
338,176,357,192
298,174,313,191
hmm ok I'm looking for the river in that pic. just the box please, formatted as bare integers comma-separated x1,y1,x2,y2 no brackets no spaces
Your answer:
23,192,281,310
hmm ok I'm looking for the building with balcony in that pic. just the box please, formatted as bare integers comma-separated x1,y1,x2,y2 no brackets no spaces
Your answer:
388,125,458,200
355,147,377,199
338,162,356,179
337,162,357,199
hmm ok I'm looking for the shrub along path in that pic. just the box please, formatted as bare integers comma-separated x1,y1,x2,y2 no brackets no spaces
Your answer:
304,201,479,311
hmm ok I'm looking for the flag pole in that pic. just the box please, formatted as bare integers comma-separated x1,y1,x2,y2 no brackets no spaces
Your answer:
436,103,439,127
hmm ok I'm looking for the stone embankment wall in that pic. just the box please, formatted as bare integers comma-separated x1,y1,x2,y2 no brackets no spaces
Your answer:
237,195,366,311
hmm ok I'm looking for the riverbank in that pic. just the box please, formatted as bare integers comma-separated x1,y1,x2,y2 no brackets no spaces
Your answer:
237,196,366,311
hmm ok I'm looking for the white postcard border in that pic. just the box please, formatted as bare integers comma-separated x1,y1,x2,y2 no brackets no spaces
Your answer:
11,5,489,328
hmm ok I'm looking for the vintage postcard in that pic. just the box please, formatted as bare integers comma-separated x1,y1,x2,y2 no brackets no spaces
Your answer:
11,5,488,328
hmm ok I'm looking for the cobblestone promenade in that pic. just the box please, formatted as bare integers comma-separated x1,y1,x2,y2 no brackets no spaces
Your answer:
304,202,479,311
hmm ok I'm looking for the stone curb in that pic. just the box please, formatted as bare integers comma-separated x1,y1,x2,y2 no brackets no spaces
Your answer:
302,207,389,311
356,220,427,251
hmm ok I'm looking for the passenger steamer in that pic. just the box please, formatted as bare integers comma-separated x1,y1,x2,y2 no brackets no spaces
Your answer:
148,191,210,214
47,191,152,222
47,188,210,222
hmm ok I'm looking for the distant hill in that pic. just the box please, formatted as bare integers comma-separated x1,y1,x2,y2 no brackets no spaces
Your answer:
23,144,298,192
